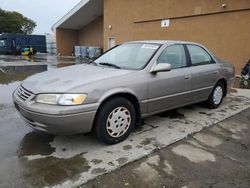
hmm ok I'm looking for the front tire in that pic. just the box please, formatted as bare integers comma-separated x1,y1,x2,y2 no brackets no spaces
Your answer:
206,82,225,109
94,97,136,144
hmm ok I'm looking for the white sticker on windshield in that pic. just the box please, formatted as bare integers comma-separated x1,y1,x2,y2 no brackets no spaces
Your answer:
141,44,158,50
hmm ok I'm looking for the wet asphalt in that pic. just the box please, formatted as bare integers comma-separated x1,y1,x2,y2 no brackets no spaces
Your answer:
0,54,81,187
83,108,250,188
0,54,250,188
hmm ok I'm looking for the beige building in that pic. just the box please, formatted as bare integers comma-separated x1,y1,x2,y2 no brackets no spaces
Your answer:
53,0,250,74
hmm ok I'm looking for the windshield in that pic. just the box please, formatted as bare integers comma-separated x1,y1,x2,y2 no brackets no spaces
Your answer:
95,43,160,70
0,39,7,47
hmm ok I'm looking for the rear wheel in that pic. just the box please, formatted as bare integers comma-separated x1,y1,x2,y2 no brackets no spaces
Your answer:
94,97,136,144
206,82,225,109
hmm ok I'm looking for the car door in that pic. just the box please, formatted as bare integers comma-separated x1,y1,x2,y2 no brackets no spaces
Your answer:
147,44,192,114
186,44,219,102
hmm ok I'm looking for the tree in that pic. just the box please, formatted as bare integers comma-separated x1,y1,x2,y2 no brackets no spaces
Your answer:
0,8,36,34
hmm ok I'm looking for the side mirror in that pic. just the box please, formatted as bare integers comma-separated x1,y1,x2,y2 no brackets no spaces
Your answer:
150,63,171,73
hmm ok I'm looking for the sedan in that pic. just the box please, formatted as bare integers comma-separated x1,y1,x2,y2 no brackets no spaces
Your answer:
13,40,235,144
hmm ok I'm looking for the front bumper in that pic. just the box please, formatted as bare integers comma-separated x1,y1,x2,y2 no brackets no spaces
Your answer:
13,87,98,135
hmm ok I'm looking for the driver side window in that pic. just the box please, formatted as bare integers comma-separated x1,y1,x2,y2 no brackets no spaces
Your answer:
157,45,187,69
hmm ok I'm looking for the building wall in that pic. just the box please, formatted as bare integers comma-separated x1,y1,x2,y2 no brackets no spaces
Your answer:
104,0,250,74
56,28,78,56
78,16,103,47
56,16,103,56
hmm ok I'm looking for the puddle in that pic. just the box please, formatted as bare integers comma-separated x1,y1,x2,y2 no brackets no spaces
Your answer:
116,157,128,165
123,145,133,150
0,71,37,84
18,132,55,157
159,109,185,119
0,54,88,65
0,54,82,106
0,69,48,104
0,82,20,104
20,154,90,186
91,159,103,165
140,137,157,146
91,168,107,175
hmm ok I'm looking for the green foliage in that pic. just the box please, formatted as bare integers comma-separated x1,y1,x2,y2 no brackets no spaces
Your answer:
0,8,36,34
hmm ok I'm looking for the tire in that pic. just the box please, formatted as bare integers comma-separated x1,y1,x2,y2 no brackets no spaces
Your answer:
206,82,225,109
94,97,136,144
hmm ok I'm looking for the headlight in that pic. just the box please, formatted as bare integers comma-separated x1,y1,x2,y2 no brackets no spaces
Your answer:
35,94,87,105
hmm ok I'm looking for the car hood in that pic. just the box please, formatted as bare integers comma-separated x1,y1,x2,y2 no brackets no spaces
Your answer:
22,64,133,94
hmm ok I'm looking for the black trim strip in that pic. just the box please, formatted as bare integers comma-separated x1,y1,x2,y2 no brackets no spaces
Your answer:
134,8,250,24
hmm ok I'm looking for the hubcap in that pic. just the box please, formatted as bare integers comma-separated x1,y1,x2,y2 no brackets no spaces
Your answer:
106,107,131,138
213,86,223,105
246,75,250,80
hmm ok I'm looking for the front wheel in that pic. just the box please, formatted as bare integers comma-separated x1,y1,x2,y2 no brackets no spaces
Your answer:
94,97,136,144
206,82,225,109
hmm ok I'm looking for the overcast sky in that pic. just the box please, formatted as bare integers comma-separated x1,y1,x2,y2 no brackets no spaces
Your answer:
0,0,81,34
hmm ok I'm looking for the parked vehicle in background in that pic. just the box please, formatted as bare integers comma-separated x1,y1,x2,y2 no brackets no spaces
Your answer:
0,33,47,55
241,59,250,80
13,40,235,144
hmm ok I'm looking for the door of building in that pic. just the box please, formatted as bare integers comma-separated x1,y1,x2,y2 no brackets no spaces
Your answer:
108,38,115,49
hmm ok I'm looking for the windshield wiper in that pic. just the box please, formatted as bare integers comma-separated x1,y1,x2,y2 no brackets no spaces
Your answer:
99,62,121,69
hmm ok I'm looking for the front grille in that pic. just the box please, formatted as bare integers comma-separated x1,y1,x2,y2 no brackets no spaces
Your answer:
16,86,33,101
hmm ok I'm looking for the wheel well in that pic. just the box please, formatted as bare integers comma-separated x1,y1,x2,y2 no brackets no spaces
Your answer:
92,93,142,131
217,78,227,97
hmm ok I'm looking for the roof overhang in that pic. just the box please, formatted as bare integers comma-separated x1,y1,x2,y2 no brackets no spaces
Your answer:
52,0,103,32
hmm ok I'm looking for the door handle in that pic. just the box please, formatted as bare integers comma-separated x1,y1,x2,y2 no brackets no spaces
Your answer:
184,75,191,80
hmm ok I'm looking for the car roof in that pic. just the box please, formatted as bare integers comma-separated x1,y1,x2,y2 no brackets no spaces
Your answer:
125,40,200,46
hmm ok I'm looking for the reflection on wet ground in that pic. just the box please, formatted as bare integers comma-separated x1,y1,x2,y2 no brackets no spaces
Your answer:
0,54,85,104
0,54,88,187
0,82,20,104
0,65,47,84
0,54,88,65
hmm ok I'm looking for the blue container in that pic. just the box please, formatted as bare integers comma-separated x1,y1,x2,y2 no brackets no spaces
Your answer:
0,33,47,54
